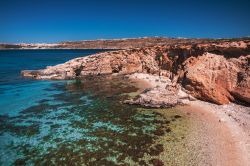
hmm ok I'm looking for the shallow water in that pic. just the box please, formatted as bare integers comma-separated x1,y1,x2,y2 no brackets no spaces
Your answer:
0,50,188,165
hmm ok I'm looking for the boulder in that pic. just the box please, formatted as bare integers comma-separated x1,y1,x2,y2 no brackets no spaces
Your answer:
124,87,179,108
183,53,250,104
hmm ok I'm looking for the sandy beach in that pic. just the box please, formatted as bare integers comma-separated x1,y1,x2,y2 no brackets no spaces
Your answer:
128,73,250,165
183,101,250,166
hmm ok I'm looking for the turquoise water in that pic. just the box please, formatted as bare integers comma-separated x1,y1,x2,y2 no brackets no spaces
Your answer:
0,49,110,116
0,50,174,165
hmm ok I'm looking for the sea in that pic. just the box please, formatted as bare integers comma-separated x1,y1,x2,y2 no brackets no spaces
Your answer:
0,49,187,165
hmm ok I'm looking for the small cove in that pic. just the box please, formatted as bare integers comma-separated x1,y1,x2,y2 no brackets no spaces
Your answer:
0,50,191,165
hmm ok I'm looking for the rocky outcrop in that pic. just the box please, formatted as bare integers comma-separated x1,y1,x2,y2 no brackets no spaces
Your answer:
182,53,250,104
231,66,250,103
124,73,196,108
21,40,250,105
124,87,180,108
21,48,160,79
124,86,196,108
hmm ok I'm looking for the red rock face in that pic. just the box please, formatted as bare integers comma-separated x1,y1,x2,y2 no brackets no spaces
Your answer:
230,61,250,103
183,53,236,104
179,52,249,104
21,40,250,105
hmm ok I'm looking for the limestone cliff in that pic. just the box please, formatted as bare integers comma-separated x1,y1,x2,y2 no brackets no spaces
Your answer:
21,40,250,105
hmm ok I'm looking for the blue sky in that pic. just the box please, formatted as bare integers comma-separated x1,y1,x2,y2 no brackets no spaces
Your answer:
0,0,250,43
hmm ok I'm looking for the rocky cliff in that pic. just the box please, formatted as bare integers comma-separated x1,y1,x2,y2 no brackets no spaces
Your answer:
21,40,250,105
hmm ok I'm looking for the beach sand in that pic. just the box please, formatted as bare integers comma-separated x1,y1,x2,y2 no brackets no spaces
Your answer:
128,73,250,165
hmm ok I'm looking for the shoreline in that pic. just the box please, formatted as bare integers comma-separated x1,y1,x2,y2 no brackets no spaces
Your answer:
180,101,250,166
20,40,250,106
129,73,250,165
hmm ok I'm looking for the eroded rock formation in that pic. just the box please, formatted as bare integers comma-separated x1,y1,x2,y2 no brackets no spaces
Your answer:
21,40,250,105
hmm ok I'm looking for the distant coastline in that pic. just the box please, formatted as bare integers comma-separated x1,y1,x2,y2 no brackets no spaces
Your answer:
0,48,119,51
1,37,250,50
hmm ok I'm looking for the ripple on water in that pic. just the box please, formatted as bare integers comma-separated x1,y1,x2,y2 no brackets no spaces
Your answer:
0,76,190,165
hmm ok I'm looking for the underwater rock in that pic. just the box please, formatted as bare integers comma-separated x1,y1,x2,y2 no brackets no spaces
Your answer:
148,144,164,156
149,159,164,166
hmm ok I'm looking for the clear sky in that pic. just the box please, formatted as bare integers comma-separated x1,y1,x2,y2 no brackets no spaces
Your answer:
0,0,250,43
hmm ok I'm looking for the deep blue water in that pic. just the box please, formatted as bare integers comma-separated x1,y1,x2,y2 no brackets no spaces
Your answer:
0,49,109,116
0,49,176,165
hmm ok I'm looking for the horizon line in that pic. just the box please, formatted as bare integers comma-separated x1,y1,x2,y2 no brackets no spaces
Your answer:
1,36,250,45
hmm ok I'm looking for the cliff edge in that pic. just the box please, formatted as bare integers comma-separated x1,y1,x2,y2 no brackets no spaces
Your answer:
21,40,250,105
